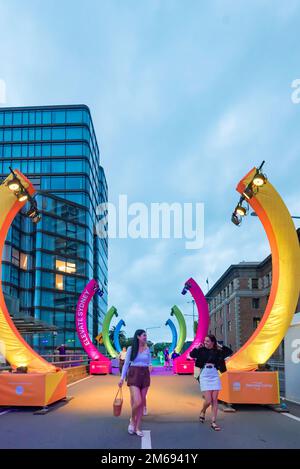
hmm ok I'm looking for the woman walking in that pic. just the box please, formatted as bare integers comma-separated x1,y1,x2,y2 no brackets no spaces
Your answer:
190,335,232,431
118,329,151,437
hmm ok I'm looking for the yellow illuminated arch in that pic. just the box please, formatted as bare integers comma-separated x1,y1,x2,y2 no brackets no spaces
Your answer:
226,167,300,371
0,171,55,373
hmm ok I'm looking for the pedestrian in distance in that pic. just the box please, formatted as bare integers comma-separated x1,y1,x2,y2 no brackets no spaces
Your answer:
118,329,151,437
190,335,232,431
118,346,127,375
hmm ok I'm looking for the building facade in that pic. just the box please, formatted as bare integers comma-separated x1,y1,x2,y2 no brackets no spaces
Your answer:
206,234,300,362
0,105,108,353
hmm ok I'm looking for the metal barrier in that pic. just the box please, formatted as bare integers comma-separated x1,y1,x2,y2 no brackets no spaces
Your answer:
40,353,90,369
267,360,285,396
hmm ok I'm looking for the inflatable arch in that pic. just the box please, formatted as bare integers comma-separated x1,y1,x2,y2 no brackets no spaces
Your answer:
170,305,186,354
102,306,118,358
165,318,178,355
113,319,126,354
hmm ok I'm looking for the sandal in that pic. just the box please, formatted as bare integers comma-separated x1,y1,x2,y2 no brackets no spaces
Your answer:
199,412,205,423
135,430,144,437
211,422,221,431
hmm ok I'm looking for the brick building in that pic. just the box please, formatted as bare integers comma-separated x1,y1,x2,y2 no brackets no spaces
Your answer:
206,230,300,361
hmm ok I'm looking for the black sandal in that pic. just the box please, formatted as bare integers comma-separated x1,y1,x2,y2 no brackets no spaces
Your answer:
211,422,221,431
199,413,205,423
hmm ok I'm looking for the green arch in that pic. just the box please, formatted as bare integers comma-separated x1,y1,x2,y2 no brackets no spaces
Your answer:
102,306,118,358
171,305,186,353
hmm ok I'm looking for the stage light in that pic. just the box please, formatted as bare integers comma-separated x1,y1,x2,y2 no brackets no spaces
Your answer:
32,214,41,224
26,207,37,218
16,366,28,374
243,184,254,200
236,204,247,216
253,172,267,187
17,189,28,202
8,177,21,192
231,212,241,226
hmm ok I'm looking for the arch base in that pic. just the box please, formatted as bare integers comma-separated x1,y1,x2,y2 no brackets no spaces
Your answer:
218,371,279,405
0,370,67,407
89,360,112,375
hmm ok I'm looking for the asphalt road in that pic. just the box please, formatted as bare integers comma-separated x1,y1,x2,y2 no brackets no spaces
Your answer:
0,373,299,449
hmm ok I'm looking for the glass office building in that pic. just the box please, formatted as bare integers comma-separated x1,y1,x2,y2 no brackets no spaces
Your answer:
0,105,108,353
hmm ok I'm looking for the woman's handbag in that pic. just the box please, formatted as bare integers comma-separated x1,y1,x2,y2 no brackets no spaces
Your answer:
113,388,123,417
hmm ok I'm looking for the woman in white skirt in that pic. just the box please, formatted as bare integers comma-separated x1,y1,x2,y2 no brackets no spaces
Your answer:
190,335,232,431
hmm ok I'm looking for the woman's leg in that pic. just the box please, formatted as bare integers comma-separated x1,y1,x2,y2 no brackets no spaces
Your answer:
200,391,212,417
211,390,219,424
136,386,149,431
129,386,142,428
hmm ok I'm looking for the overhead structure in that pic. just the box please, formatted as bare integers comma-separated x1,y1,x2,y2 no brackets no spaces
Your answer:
170,305,186,353
165,318,178,355
173,277,209,374
113,319,126,354
76,279,111,374
102,306,118,358
219,163,300,404
0,170,66,407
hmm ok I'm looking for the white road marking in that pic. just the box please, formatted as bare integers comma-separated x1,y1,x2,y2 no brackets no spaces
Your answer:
67,376,92,388
141,430,152,449
281,412,300,423
0,410,11,416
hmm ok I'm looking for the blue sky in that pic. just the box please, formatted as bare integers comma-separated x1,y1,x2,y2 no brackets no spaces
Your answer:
1,0,299,343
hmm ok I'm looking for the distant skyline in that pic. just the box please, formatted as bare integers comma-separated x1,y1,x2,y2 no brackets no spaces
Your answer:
1,0,299,343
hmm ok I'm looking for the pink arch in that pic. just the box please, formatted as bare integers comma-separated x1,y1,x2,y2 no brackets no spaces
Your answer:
76,279,110,363
175,277,209,365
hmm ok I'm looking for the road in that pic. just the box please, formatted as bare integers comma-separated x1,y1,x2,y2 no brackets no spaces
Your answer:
0,372,299,449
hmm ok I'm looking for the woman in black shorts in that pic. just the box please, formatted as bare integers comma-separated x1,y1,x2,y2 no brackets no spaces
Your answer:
118,329,151,437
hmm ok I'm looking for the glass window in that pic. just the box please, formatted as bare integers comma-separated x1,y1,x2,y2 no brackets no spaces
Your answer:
36,128,42,140
42,128,51,140
20,253,28,270
12,145,21,157
13,112,22,125
4,129,12,141
3,145,11,157
51,177,65,189
251,278,259,289
42,161,50,172
0,112,4,125
13,129,21,141
56,259,76,274
66,127,82,139
66,159,83,172
52,144,65,156
252,298,260,309
52,127,65,140
21,144,28,157
51,160,65,172
22,128,29,140
42,111,51,124
66,143,83,156
4,112,12,125
36,111,42,124
29,111,35,124
23,112,29,125
42,144,51,156
52,110,65,124
28,128,35,141
56,274,64,290
66,110,82,123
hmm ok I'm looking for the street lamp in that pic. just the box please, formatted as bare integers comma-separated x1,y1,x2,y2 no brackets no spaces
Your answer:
185,299,196,338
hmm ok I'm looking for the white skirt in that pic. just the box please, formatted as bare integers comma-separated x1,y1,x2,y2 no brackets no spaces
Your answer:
199,366,221,391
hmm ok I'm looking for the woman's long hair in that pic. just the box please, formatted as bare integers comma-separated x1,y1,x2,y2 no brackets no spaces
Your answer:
206,334,218,349
130,329,146,361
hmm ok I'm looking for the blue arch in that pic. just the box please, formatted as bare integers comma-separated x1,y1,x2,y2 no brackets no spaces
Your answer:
114,319,126,353
165,318,178,355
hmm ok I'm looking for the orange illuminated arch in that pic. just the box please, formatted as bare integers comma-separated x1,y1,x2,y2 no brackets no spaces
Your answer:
0,170,55,373
226,167,300,371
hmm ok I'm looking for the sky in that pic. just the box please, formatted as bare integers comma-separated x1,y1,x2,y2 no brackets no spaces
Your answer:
1,0,300,343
